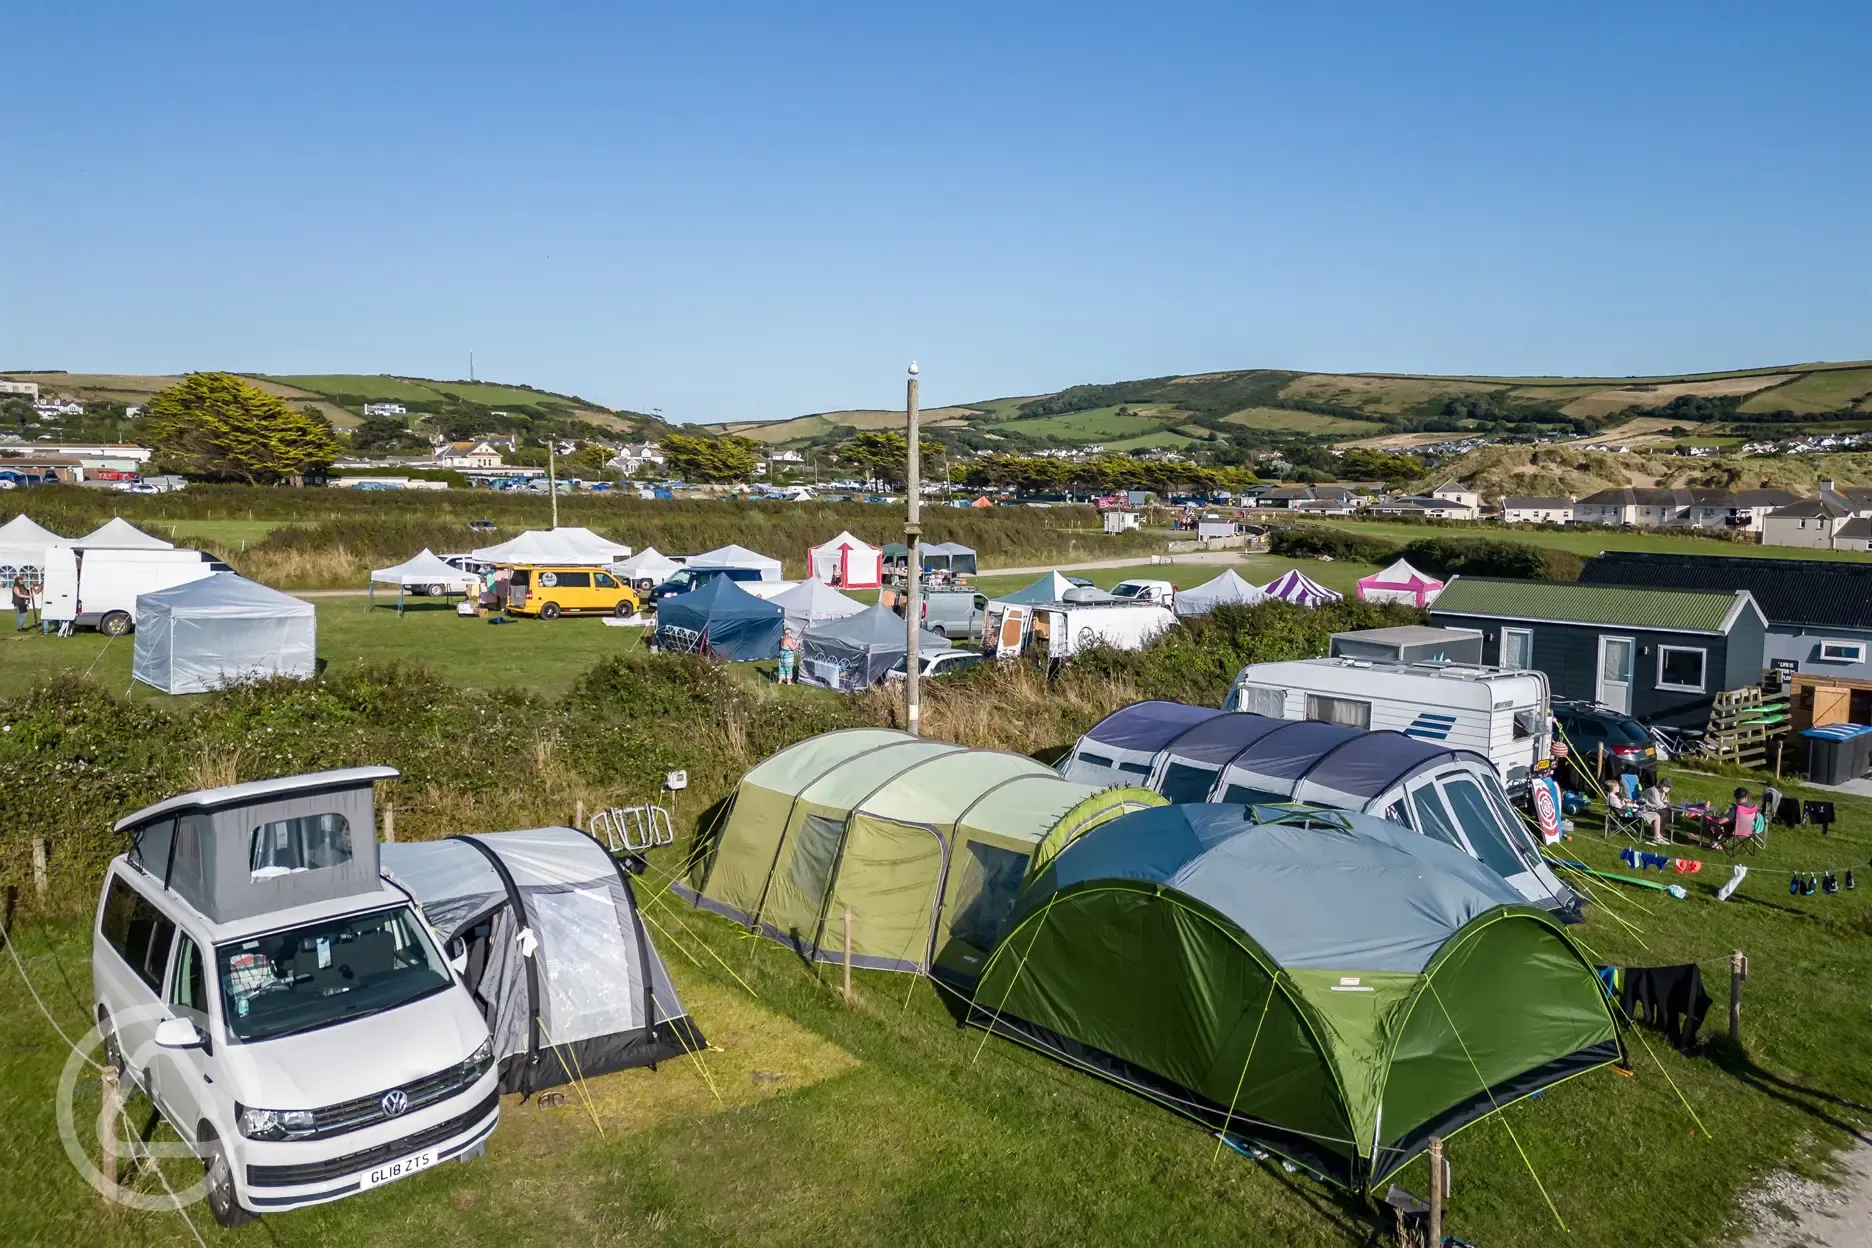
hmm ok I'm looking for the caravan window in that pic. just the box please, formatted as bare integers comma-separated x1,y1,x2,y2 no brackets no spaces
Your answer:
1439,775,1533,878
250,813,353,878
1306,694,1371,729
1235,686,1286,718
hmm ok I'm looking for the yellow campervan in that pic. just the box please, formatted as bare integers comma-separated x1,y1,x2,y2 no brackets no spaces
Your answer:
505,565,641,619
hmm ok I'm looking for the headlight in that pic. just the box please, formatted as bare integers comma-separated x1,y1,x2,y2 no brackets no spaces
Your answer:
461,1037,495,1081
236,1104,316,1140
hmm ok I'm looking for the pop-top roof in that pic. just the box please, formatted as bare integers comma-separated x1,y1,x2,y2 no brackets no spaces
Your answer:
114,766,399,832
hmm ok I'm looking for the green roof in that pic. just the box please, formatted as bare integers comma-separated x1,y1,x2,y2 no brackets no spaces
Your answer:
1431,578,1750,633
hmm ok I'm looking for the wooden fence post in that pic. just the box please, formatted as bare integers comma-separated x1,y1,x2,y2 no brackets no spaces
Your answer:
32,837,48,902
1427,1136,1445,1247
99,1065,121,1190
843,906,854,1003
574,799,585,831
1730,950,1748,1048
381,802,395,843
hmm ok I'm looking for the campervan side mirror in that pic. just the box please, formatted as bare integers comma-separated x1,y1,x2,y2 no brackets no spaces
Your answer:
446,937,470,976
154,1017,205,1050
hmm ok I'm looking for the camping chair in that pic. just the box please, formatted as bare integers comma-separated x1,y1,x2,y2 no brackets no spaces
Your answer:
1603,790,1649,842
1702,803,1763,855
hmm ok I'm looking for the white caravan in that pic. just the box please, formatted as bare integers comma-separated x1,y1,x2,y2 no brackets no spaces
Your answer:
988,598,1175,662
42,546,233,635
1225,657,1552,793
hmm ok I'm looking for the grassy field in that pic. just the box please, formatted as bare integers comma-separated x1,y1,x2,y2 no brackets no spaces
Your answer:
3,750,1869,1247
1102,429,1199,451
1308,519,1872,565
1224,406,1382,434
995,405,1184,442
1738,367,1872,414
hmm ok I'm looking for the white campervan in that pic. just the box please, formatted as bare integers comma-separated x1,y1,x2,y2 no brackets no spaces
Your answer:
93,767,497,1227
43,546,233,635
1225,657,1552,793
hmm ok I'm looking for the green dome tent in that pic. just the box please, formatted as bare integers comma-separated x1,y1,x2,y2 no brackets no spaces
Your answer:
681,728,1163,980
970,803,1620,1191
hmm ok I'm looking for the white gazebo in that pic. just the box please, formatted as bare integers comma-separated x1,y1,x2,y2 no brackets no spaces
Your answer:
471,527,631,566
369,548,480,614
608,547,685,590
0,515,73,580
77,517,174,549
770,577,866,635
686,544,784,581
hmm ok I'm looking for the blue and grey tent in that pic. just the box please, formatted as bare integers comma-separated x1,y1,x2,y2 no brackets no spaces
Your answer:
1059,701,1577,913
653,576,784,661
1055,701,1225,787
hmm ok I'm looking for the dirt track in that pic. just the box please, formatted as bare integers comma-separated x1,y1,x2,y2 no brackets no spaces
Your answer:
1738,1139,1872,1246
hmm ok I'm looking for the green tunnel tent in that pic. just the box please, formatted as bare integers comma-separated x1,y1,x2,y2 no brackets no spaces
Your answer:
679,728,1163,982
970,803,1621,1191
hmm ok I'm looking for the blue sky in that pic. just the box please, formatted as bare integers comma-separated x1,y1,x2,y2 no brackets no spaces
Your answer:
4,2,1867,422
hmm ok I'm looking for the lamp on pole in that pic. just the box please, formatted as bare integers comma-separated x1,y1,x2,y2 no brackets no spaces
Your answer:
904,361,921,737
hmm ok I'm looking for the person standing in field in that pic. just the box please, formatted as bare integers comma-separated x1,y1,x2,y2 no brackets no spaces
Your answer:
11,577,31,632
778,626,799,684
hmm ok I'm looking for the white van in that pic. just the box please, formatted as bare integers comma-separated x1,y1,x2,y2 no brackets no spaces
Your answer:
1225,657,1552,793
93,767,497,1227
43,546,233,635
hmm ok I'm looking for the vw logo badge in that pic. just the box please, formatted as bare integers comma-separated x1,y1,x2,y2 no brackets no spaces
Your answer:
381,1089,409,1117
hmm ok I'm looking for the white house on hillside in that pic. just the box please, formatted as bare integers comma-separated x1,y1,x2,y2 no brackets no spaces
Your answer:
1501,496,1575,525
362,402,408,418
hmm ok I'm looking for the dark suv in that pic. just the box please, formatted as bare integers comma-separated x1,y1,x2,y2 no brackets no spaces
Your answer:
1551,700,1657,778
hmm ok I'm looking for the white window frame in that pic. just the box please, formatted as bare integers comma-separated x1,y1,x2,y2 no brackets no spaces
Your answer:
1818,639,1867,664
1500,627,1534,670
1656,644,1708,694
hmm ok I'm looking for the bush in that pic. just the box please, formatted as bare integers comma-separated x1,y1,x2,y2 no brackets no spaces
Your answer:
1398,535,1583,583
1268,524,1401,563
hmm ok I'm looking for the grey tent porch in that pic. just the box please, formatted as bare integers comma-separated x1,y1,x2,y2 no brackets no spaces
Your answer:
800,602,951,691
380,828,705,1093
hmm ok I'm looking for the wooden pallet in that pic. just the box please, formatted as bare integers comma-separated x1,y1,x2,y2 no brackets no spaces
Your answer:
1705,685,1790,768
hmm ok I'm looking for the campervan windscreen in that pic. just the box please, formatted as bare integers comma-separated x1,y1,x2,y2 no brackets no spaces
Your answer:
217,905,451,1042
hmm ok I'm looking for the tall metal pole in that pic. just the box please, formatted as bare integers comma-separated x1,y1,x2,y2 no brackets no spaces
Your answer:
548,439,559,528
904,361,921,737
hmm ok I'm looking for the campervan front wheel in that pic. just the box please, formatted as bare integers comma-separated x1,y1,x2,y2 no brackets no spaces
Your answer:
99,611,132,637
199,1130,255,1228
538,602,562,620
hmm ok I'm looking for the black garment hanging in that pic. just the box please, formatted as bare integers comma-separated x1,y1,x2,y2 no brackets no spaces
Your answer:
1619,964,1713,1052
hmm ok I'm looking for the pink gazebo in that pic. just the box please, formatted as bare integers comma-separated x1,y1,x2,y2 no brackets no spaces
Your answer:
1355,559,1445,607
